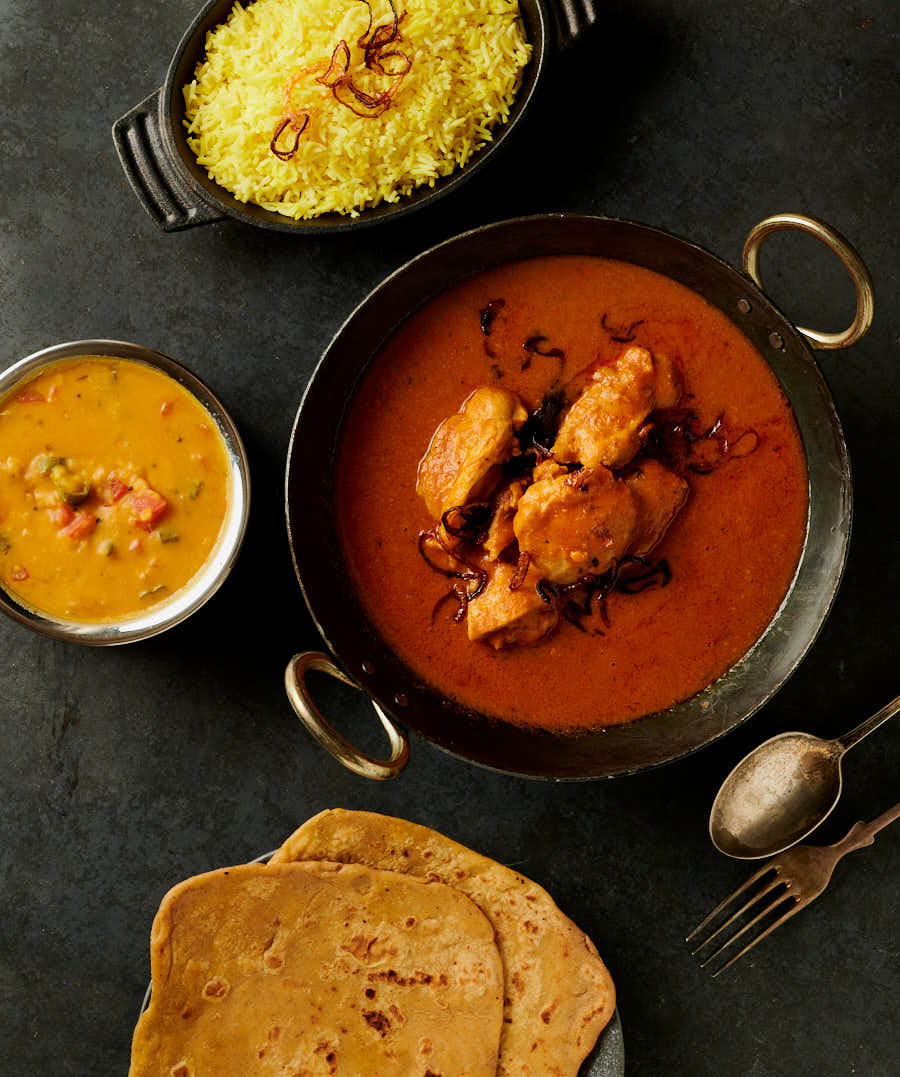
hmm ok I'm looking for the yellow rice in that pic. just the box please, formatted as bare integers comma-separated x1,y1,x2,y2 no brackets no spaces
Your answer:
183,0,531,219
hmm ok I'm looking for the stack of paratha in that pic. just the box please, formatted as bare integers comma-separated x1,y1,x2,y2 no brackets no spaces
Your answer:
130,810,615,1076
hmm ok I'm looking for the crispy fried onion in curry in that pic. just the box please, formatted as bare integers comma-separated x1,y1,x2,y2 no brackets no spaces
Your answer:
415,327,759,649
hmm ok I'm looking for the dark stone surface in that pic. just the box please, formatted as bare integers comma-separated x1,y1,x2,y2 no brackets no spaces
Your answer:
0,1,897,1074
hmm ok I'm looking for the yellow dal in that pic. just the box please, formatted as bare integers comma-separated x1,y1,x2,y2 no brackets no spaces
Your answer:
0,358,231,623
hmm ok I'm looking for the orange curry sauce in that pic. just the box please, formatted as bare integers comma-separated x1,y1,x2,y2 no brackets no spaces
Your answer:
336,256,809,730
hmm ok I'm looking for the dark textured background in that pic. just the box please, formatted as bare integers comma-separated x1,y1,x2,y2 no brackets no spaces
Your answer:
1,1,898,1074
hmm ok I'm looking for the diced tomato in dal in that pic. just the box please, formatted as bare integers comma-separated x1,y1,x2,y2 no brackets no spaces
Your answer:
129,487,168,530
100,474,130,505
60,512,98,540
14,388,44,404
50,505,75,529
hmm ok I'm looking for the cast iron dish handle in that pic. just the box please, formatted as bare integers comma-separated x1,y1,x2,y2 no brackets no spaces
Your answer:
285,651,410,779
112,90,225,233
743,213,874,350
547,0,598,50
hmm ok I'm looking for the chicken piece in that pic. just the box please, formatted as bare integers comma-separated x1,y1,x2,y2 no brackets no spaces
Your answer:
623,458,689,556
466,562,556,649
553,346,682,470
416,388,528,523
530,458,568,483
553,346,656,469
513,466,637,585
483,479,527,562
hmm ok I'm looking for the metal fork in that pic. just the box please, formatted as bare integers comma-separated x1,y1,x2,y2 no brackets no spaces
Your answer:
687,801,900,975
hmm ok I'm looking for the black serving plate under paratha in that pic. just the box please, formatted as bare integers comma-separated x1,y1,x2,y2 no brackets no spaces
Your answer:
583,1008,626,1076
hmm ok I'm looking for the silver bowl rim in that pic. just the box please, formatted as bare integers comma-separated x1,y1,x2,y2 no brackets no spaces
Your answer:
0,338,251,645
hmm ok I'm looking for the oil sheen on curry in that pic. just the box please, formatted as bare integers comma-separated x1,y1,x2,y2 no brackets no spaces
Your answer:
337,256,809,730
0,357,230,623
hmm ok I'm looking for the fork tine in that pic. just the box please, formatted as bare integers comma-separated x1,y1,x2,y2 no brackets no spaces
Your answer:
710,901,805,976
685,865,775,943
690,875,785,955
698,894,797,968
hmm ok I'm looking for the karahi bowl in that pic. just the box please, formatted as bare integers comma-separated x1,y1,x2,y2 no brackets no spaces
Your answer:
282,212,872,780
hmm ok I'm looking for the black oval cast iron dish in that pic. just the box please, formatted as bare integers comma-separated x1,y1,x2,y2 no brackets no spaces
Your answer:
285,213,855,779
112,0,596,233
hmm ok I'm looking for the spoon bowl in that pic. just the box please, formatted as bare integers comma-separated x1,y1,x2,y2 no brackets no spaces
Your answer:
709,691,900,860
710,732,844,859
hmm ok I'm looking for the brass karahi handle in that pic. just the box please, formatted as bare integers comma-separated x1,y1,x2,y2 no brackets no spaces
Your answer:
284,651,409,779
742,212,875,350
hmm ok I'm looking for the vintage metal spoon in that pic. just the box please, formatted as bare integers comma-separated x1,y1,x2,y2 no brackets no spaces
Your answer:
709,692,900,859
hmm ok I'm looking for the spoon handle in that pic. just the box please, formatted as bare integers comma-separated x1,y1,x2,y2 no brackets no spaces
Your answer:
828,802,900,858
837,691,900,752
